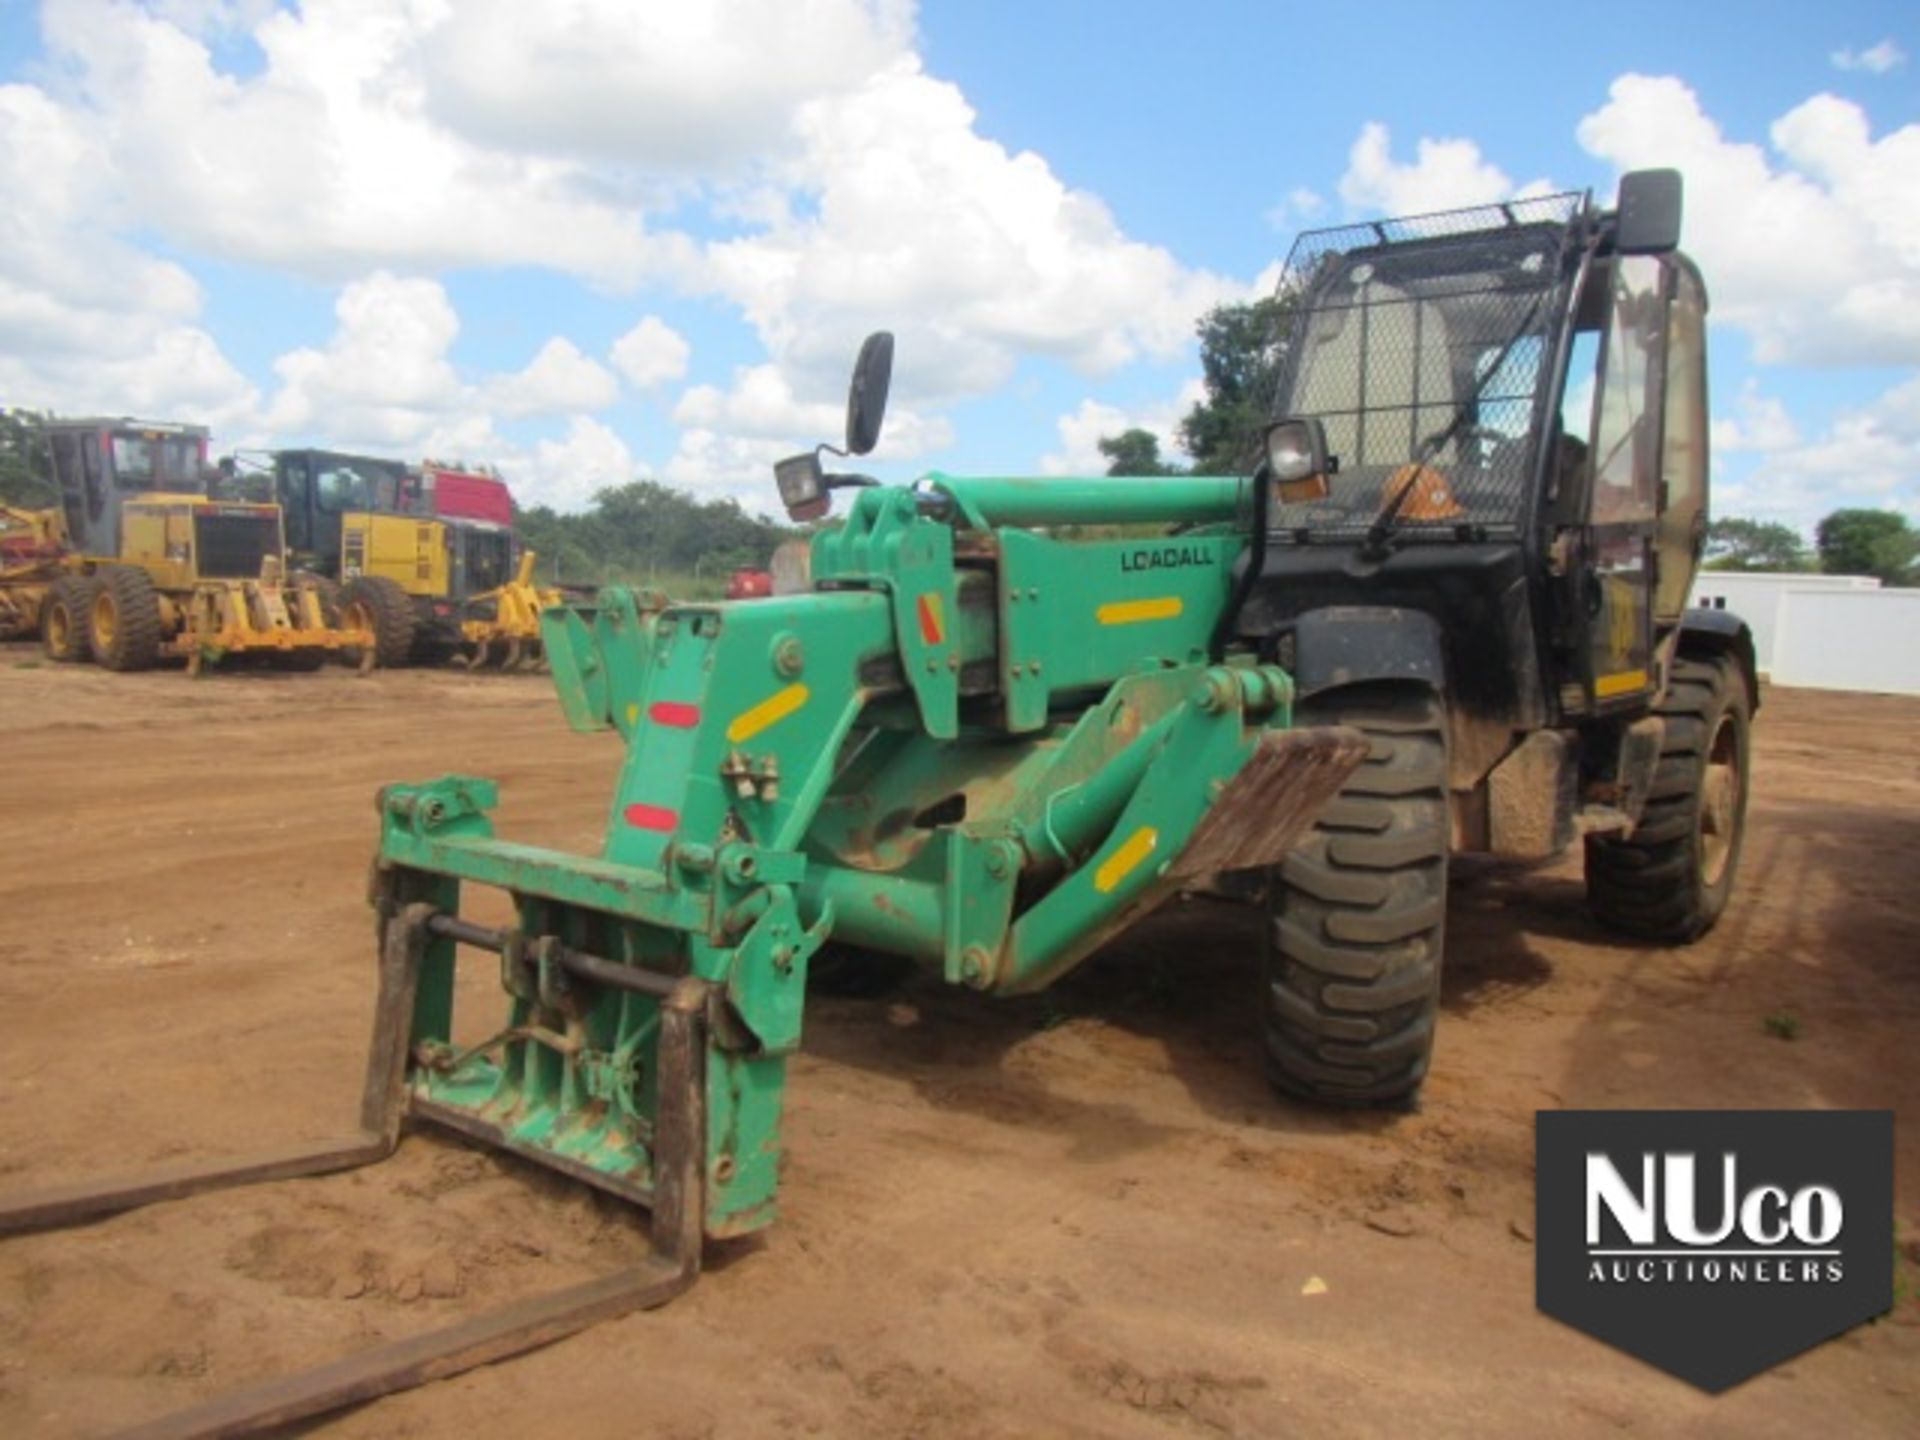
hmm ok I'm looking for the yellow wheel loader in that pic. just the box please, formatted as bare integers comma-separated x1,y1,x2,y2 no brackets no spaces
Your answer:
1,419,369,673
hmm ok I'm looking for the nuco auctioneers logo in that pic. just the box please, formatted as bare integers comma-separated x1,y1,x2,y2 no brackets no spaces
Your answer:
1536,1111,1892,1391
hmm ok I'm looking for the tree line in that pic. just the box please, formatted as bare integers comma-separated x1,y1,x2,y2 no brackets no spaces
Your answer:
1705,513,1916,586
514,481,796,590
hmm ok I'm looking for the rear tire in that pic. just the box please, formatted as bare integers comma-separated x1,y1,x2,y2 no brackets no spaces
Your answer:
1264,683,1449,1105
90,566,164,672
40,575,97,662
1586,653,1752,941
341,575,417,669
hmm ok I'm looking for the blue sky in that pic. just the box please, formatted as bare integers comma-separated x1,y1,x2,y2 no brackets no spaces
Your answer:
1,1,1914,531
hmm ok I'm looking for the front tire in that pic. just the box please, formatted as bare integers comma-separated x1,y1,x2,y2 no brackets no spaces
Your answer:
90,566,164,672
41,575,98,662
341,574,417,669
1265,683,1449,1105
1586,653,1752,941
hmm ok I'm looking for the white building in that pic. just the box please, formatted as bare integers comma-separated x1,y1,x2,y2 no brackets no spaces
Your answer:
1688,570,1920,696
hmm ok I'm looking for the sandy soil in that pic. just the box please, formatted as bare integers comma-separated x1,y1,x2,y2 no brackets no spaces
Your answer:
0,650,1914,1438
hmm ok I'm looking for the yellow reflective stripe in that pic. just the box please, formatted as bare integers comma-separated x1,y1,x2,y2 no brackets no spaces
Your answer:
626,703,640,727
1595,668,1650,698
1094,826,1159,894
727,683,810,743
1097,596,1183,626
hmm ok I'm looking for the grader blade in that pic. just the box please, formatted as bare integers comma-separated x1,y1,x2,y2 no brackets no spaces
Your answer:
0,904,709,1440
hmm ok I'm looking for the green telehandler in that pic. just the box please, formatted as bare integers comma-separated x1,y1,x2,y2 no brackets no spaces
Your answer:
0,169,1754,1438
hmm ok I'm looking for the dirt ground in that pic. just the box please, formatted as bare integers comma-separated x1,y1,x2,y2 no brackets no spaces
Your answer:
0,650,1914,1438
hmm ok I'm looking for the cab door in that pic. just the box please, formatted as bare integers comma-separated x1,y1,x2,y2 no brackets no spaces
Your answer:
1577,254,1668,712
278,452,315,559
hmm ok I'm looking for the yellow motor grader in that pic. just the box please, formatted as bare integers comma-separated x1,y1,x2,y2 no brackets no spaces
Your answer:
256,447,566,669
1,418,368,673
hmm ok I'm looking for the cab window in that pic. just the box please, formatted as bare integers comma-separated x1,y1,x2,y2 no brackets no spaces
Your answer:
316,464,373,513
110,434,156,489
1654,266,1709,619
1588,255,1666,525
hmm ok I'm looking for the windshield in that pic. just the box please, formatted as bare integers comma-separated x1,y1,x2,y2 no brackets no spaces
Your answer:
315,457,407,513
110,433,205,490
1269,194,1582,540
464,529,512,591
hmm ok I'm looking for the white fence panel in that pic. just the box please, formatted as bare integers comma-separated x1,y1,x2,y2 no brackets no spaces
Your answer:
1771,590,1920,696
1689,572,1880,672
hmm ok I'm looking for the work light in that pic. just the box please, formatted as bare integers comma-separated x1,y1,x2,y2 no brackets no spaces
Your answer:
1264,417,1332,503
775,451,830,522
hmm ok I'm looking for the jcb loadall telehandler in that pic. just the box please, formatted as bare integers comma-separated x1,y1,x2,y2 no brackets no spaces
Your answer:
0,171,1753,1439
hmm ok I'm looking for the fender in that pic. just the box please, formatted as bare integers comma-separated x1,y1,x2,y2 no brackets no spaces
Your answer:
1676,607,1760,712
1285,605,1445,700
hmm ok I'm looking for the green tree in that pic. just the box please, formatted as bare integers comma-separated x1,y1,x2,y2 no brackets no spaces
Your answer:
512,480,798,591
0,407,55,508
1815,508,1918,585
1177,292,1295,474
1097,428,1179,476
1703,517,1813,573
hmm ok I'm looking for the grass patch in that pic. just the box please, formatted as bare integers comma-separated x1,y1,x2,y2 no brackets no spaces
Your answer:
1762,1010,1802,1041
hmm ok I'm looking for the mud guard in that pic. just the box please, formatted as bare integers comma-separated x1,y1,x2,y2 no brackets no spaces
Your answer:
1676,607,1760,712
1287,606,1446,700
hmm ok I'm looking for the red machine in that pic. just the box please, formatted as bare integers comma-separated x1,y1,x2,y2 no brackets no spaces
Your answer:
725,568,773,600
417,462,514,527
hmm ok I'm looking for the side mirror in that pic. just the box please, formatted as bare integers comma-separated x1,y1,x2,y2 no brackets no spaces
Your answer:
1615,168,1683,255
844,331,893,457
775,451,831,523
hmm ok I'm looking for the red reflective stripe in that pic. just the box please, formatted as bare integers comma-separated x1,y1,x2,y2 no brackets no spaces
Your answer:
916,593,943,645
648,701,701,728
623,803,678,832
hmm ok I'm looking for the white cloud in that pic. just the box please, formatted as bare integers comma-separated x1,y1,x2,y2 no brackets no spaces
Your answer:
249,271,625,510
1337,122,1549,216
486,338,619,419
1576,75,1920,367
611,316,692,391
0,78,256,423
1264,186,1324,232
1718,377,1920,525
674,362,952,457
8,1,1241,503
264,272,470,445
702,56,1236,409
417,0,914,169
523,416,641,511
35,0,690,286
1038,378,1205,476
1711,384,1802,455
1830,40,1907,74
660,428,797,511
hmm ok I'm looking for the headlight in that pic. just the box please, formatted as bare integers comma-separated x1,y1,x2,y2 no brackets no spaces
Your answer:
774,451,829,522
1264,417,1332,503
